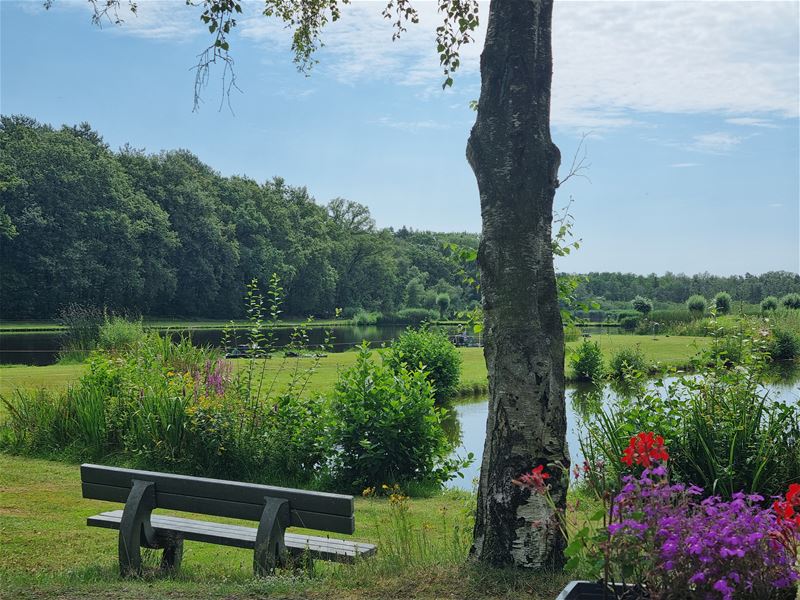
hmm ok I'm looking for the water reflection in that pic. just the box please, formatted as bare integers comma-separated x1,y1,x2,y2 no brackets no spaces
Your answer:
446,369,800,491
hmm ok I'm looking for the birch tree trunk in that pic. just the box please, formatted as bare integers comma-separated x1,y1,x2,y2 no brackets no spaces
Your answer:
467,0,569,569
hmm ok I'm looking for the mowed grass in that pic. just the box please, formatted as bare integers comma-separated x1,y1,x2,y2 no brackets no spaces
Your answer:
0,454,572,599
0,335,710,400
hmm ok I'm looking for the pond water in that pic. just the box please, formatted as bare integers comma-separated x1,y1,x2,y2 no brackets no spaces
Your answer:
0,325,416,365
446,370,800,491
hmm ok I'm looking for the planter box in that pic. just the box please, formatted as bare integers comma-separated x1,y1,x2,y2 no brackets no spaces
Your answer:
556,581,645,600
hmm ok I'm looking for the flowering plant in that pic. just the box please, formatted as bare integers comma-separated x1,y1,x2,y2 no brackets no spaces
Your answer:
514,432,800,599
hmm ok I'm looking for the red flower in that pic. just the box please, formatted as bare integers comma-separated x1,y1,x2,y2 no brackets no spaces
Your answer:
621,432,670,468
513,465,551,493
774,500,796,522
786,483,800,506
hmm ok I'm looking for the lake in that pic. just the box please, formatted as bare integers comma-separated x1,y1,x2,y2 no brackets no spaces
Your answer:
0,325,414,365
447,371,800,491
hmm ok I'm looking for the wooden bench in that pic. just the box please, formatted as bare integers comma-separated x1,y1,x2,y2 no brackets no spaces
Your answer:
81,463,376,576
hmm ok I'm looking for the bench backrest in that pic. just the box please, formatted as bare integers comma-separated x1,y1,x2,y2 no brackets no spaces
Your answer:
81,464,355,534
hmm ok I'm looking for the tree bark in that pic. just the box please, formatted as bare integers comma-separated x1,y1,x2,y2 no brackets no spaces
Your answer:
467,0,568,569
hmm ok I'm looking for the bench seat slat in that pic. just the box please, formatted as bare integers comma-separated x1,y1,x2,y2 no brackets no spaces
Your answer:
83,482,355,534
81,464,353,517
87,510,376,563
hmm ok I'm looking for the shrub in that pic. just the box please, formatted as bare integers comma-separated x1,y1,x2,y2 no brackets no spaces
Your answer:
619,315,639,331
352,309,380,326
631,295,653,316
581,338,800,499
327,344,463,490
649,309,693,325
713,291,732,315
569,340,604,382
608,346,647,379
385,327,462,402
761,296,779,312
782,293,800,310
686,295,707,318
769,328,800,361
97,316,145,353
393,308,439,324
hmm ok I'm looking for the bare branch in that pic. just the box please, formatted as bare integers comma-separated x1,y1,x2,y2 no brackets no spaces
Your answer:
556,132,592,188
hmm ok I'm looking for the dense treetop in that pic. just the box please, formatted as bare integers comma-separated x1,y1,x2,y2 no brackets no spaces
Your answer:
1,116,797,320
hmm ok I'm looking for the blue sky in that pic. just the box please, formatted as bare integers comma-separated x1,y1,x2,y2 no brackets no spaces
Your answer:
1,0,798,276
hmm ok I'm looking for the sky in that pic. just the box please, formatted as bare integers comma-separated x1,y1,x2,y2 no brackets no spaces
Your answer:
1,0,798,276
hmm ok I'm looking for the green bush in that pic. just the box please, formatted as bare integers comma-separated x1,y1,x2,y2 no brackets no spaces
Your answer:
781,293,800,310
569,340,605,382
649,309,693,325
581,338,800,499
769,328,800,361
435,293,451,319
761,296,779,312
619,316,640,331
385,327,462,402
327,344,463,490
713,292,732,315
58,303,104,362
686,295,707,318
97,316,145,353
392,308,439,324
608,346,647,379
352,310,380,326
631,295,653,316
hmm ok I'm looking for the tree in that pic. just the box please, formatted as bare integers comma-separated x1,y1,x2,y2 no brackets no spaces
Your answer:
467,0,568,568
761,296,778,312
713,291,732,315
632,295,653,316
56,0,566,569
782,293,800,310
435,292,450,319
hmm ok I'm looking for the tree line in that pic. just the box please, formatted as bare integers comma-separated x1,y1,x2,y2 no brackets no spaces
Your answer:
2,116,797,321
0,116,479,320
572,270,799,307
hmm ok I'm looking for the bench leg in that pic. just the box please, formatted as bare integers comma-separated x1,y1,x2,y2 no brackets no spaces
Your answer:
159,536,184,572
118,479,159,577
254,497,290,576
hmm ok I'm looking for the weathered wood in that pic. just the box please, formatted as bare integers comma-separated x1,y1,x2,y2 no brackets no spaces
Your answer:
82,482,355,534
81,464,353,516
88,511,377,563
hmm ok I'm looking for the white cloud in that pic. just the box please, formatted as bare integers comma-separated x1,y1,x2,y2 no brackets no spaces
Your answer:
670,163,701,168
725,117,778,128
373,116,448,132
689,132,745,154
56,0,800,129
769,203,784,208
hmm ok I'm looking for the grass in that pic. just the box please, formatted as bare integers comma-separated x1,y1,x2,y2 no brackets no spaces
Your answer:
0,454,572,599
0,335,710,400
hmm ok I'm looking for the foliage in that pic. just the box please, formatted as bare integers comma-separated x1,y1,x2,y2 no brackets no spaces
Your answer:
769,328,800,361
385,327,462,403
762,296,779,312
57,303,105,361
631,295,653,316
517,437,800,599
97,316,145,353
608,346,647,379
713,291,732,315
581,338,800,500
435,292,450,319
619,315,640,331
569,340,605,382
782,293,800,310
326,344,466,490
352,309,380,326
563,324,582,343
391,307,439,324
686,294,707,317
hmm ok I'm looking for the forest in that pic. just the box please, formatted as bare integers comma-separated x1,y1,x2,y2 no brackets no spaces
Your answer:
1,115,797,321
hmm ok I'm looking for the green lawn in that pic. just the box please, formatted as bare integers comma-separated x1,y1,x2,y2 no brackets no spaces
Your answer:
0,454,572,599
0,335,709,399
